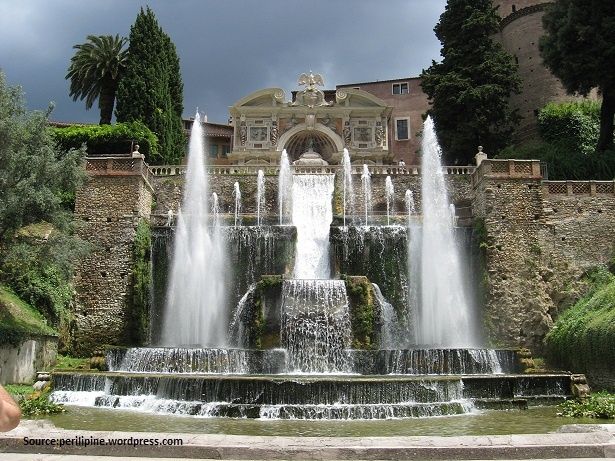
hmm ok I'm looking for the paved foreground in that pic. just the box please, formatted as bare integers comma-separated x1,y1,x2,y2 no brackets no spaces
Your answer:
0,420,613,460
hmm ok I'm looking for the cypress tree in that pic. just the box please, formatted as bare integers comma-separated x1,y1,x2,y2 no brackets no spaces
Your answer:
420,0,521,164
115,7,184,163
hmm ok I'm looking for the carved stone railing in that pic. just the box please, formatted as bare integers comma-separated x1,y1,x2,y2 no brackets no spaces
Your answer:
85,157,154,189
149,164,476,177
472,159,542,186
543,180,615,196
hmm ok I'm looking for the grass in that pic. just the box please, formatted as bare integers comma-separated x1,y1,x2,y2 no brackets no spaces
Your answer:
0,284,57,346
4,384,33,401
53,354,90,371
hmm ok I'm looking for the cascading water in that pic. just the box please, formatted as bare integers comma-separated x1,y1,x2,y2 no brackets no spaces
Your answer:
281,280,351,373
414,117,477,346
256,169,265,226
292,174,335,279
161,113,228,347
278,149,292,225
233,181,241,227
385,176,394,226
361,164,372,226
342,148,355,226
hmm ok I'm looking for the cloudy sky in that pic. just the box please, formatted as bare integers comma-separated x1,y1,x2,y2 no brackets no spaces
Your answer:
0,0,446,124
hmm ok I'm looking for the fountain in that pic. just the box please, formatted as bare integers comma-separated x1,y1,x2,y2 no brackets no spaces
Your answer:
342,148,354,226
360,164,372,226
51,118,576,422
385,176,394,225
412,116,477,347
159,113,228,347
233,181,241,227
291,174,334,279
256,169,265,226
278,150,292,225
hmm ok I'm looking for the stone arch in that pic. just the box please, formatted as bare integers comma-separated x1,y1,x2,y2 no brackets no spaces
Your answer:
277,123,344,163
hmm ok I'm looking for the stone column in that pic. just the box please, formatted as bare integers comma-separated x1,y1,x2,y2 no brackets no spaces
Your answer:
71,155,153,356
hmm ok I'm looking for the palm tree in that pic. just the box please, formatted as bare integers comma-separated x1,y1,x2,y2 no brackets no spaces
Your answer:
66,35,128,125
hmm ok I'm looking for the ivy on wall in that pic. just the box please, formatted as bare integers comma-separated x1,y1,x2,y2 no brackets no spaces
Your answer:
129,219,152,345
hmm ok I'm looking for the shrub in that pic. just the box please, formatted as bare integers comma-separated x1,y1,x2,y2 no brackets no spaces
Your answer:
558,392,615,419
52,121,159,162
18,389,66,417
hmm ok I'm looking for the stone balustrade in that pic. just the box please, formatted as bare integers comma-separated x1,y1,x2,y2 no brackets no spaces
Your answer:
543,180,615,196
149,164,476,177
85,157,154,189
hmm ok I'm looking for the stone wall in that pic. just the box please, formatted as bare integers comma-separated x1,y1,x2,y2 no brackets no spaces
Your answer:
473,160,615,356
152,170,475,225
72,159,153,356
74,158,615,369
0,336,57,384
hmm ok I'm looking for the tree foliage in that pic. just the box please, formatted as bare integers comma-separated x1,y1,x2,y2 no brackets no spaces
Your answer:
0,71,89,350
115,7,185,164
540,0,615,152
66,35,128,125
0,72,85,242
420,0,521,164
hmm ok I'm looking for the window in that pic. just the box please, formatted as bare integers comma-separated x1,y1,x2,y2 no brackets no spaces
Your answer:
512,4,516,13
392,82,409,95
222,145,231,157
395,118,409,140
209,144,218,158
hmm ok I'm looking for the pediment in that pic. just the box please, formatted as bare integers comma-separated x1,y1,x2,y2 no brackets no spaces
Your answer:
232,88,286,108
336,88,388,108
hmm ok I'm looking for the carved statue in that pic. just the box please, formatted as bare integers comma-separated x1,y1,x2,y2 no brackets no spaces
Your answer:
270,121,278,146
375,123,384,146
293,71,331,108
343,122,351,146
298,72,325,88
239,122,247,146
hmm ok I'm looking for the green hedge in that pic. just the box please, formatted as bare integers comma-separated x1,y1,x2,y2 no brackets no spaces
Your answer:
51,121,159,162
497,101,615,180
538,101,601,155
546,270,615,376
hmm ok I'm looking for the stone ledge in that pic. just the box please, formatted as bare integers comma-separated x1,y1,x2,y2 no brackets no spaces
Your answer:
2,421,614,459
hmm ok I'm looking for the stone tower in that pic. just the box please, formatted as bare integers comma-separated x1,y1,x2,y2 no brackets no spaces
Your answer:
492,1,587,141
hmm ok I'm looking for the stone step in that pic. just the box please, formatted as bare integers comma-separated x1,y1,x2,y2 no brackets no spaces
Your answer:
52,372,573,406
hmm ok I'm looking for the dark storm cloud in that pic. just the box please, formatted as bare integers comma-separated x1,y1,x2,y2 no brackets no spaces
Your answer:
0,0,445,124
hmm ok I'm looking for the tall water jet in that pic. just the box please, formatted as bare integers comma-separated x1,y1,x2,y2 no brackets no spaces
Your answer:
292,174,335,279
405,189,416,216
405,188,419,345
256,169,265,226
233,181,241,227
211,192,220,228
342,148,355,226
361,164,372,226
385,176,394,226
416,117,476,346
162,113,228,346
278,150,292,225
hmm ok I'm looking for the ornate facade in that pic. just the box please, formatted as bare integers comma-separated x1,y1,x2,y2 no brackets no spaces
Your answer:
228,73,393,165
